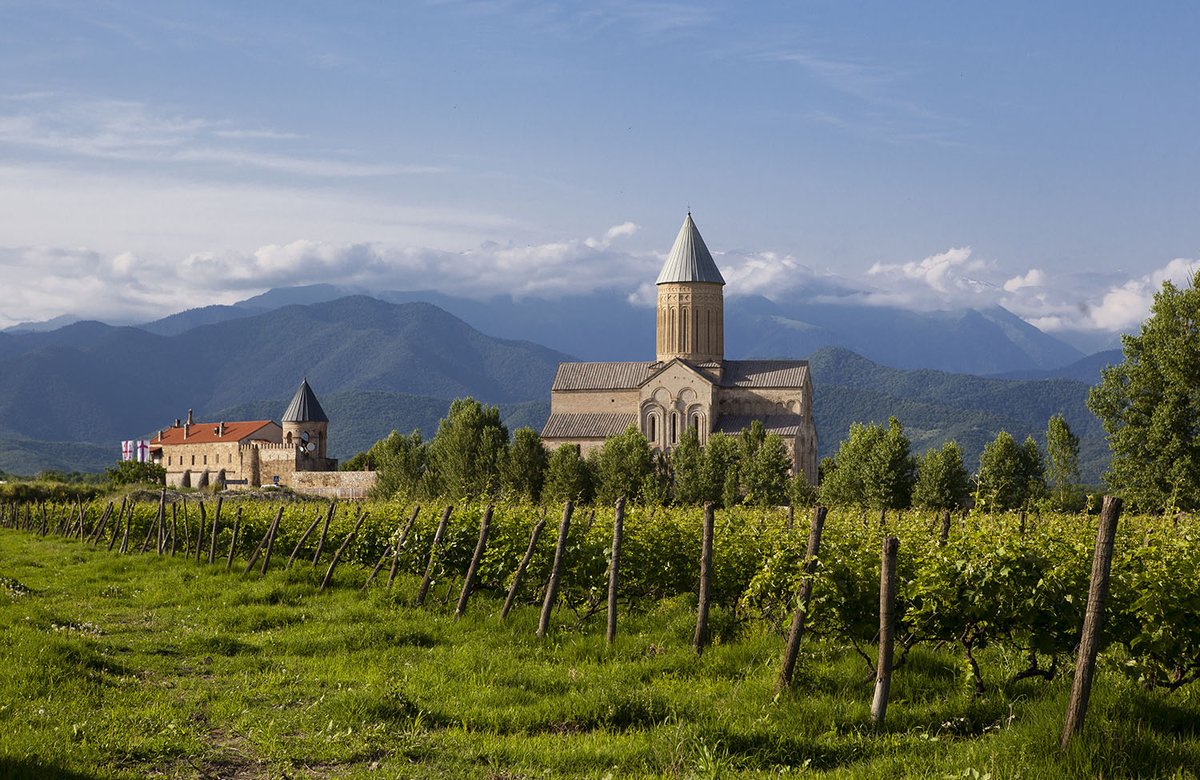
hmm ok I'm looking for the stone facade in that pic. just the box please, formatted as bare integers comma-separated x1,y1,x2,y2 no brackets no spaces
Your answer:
151,380,343,492
541,214,819,484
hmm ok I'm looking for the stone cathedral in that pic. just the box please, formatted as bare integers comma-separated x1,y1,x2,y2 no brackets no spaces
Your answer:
540,213,819,484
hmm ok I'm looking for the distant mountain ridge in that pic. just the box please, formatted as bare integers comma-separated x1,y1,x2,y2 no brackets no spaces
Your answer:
0,294,1108,484
136,284,1087,375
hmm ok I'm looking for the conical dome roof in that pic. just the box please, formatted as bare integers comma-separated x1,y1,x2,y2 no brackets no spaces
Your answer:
655,212,725,285
282,378,329,423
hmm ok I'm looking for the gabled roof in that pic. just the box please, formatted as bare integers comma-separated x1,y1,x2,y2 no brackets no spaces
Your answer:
157,420,277,446
720,360,809,389
552,362,658,391
656,212,725,285
282,378,329,423
541,412,637,440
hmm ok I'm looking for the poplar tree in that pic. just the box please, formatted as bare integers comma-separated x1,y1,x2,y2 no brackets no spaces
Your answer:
1045,413,1081,511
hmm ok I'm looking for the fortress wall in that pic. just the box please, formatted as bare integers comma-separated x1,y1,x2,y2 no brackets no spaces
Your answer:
289,470,377,499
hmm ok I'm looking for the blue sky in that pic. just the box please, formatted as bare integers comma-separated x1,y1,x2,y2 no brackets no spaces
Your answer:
1,1,1197,347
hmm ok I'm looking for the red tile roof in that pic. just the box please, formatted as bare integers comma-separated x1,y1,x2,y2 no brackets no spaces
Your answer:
155,421,277,446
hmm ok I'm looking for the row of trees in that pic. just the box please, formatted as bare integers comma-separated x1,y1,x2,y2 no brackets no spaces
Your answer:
818,413,1083,513
349,397,1089,511
345,398,800,506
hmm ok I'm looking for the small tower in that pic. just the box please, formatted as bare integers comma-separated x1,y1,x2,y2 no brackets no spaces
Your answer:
281,378,330,459
656,212,725,364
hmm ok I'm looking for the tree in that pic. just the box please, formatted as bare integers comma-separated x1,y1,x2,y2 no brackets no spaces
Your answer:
427,397,508,499
543,444,592,504
975,431,1044,512
736,421,792,506
670,427,706,505
105,460,166,487
1088,272,1200,512
913,440,970,510
370,430,429,499
1045,413,1082,511
503,427,548,502
819,417,916,510
703,433,741,507
592,425,655,505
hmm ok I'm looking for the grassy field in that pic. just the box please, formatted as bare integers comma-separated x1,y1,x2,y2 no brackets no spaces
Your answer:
2,528,1199,779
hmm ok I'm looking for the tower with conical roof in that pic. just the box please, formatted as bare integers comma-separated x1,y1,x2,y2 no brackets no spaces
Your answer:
656,212,725,364
281,378,330,460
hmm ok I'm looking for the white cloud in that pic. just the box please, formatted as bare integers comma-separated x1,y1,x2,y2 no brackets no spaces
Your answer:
867,246,985,294
1086,258,1198,332
1003,268,1045,292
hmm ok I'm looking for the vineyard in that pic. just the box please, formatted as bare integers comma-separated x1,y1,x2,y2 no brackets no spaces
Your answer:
3,492,1200,778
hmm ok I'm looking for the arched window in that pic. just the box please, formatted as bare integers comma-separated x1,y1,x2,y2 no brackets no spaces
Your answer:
670,413,678,445
647,415,657,442
691,413,701,432
286,432,293,446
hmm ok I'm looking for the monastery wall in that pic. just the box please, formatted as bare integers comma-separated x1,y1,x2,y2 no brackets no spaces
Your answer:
289,470,377,499
550,389,641,413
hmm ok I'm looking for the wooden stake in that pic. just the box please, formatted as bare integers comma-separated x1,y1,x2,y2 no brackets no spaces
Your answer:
1061,495,1122,749
500,509,547,621
537,501,574,638
693,502,716,654
208,496,222,564
259,506,285,574
415,506,453,606
286,510,324,569
319,510,369,592
225,508,241,572
870,536,900,727
777,506,828,691
196,501,207,562
606,497,625,646
311,501,336,564
387,506,421,588
938,509,951,546
455,505,493,619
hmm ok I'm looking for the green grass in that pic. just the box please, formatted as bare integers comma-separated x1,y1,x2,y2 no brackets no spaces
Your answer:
2,529,1199,779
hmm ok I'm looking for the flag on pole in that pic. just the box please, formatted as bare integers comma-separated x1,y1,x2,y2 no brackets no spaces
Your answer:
136,440,150,463
121,440,133,461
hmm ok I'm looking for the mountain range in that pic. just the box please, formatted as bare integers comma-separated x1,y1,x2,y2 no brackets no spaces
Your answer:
0,291,1117,483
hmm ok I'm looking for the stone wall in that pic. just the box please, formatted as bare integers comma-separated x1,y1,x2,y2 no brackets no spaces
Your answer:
289,470,377,499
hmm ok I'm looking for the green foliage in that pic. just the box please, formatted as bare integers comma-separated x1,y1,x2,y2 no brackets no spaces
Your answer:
1046,413,1082,511
670,427,706,505
974,431,1045,512
502,426,548,502
542,444,592,504
105,459,166,487
427,397,508,500
1088,272,1200,512
591,425,654,505
731,421,792,506
820,416,917,510
368,430,429,499
913,440,970,510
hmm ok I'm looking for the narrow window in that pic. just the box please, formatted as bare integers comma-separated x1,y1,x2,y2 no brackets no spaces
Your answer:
191,455,195,466
670,413,678,444
203,454,207,465
647,415,656,442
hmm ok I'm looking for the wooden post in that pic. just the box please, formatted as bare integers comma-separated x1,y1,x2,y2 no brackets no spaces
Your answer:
156,492,166,554
286,510,324,569
692,502,716,654
870,536,900,727
455,505,493,619
501,509,547,621
606,497,625,646
169,504,178,556
786,503,795,532
1019,510,1027,536
208,496,222,564
116,501,132,553
259,506,285,574
1061,495,1122,749
311,501,336,564
225,508,242,572
243,519,275,574
196,501,207,562
180,496,190,557
415,506,453,606
319,510,369,592
387,506,421,588
777,505,829,691
88,502,113,546
537,501,574,638
139,492,164,554
938,509,951,546
109,494,126,549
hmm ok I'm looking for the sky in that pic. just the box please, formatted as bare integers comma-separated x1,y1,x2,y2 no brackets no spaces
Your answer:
1,1,1198,349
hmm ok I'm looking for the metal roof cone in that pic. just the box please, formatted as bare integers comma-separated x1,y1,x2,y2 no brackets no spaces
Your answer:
282,378,329,423
655,212,725,285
